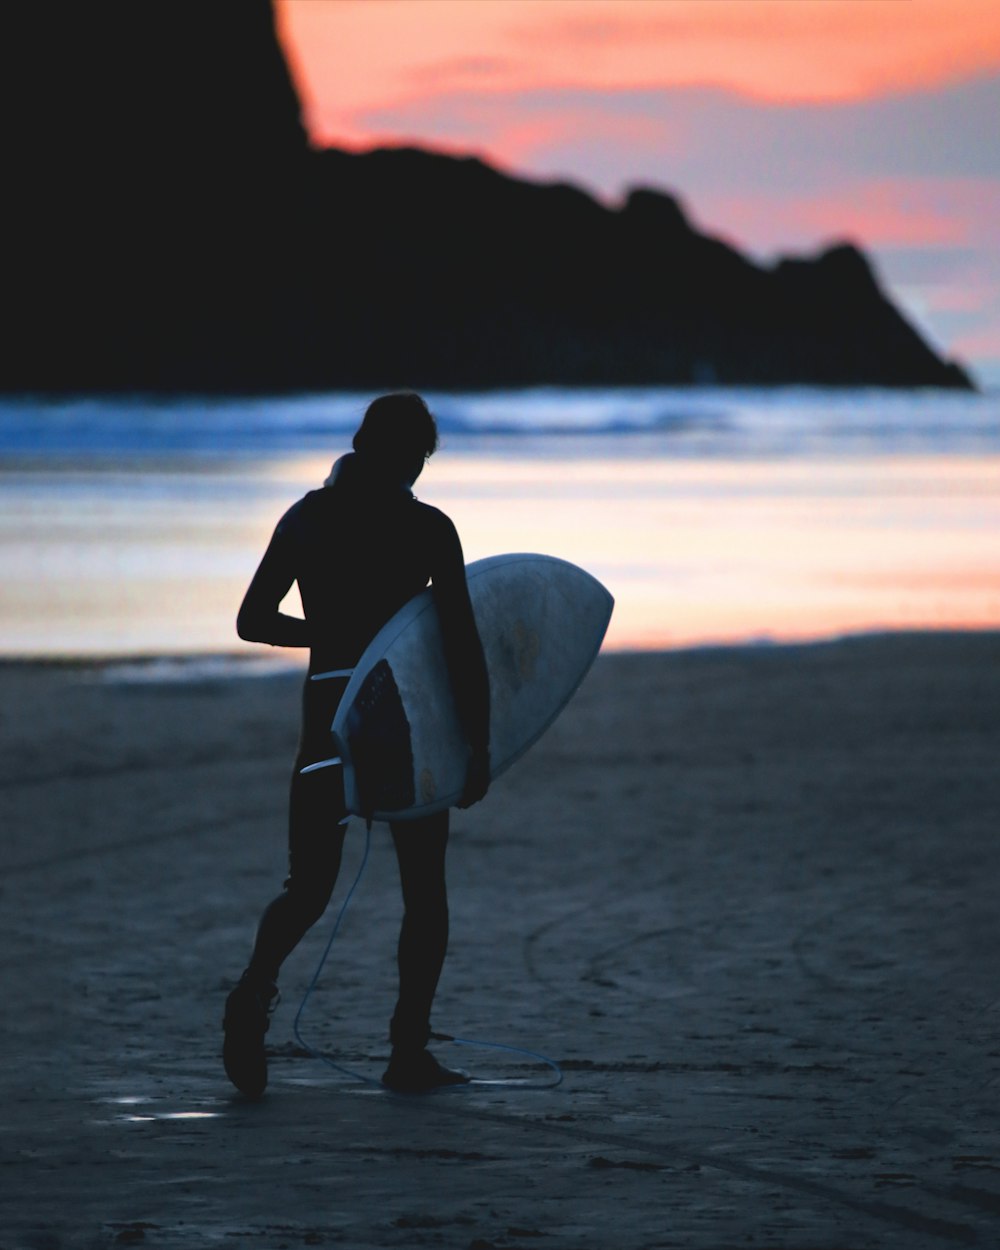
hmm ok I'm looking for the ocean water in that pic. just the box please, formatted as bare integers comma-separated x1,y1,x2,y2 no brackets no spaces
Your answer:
1,388,998,660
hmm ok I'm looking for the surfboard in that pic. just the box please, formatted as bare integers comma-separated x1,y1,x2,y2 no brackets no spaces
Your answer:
311,554,613,821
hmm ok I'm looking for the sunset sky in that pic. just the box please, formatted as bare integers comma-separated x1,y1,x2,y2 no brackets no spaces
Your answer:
275,0,1000,387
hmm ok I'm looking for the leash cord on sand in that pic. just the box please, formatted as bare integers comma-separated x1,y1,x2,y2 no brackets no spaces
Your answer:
292,822,563,1090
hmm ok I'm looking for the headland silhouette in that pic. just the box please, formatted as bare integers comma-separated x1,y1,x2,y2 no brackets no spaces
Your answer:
4,1,973,393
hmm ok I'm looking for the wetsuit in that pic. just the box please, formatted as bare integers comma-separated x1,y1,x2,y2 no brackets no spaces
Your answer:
236,452,490,1052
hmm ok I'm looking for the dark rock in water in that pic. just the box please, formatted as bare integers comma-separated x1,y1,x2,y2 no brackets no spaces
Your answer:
3,1,973,393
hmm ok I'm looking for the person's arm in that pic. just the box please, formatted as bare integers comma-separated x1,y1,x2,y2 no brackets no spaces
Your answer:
431,513,491,807
236,513,312,648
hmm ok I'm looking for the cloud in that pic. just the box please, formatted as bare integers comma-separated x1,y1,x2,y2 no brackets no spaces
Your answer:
351,73,1000,197
278,0,1000,129
702,177,996,254
878,243,1000,372
952,325,1000,356
405,56,511,86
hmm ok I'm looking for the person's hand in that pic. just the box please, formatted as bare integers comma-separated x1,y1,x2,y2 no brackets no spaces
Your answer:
457,747,490,808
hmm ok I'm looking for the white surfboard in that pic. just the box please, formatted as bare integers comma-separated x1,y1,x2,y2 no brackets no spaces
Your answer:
315,554,613,821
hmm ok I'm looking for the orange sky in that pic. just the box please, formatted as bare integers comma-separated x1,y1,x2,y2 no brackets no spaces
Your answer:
276,0,1000,141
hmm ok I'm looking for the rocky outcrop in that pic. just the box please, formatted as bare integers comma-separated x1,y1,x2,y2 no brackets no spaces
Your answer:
3,1,973,392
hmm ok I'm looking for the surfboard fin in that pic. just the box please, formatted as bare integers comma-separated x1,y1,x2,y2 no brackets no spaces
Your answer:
298,756,342,775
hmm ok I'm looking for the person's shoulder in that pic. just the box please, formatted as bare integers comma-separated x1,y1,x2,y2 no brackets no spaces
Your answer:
412,499,452,525
413,501,459,540
276,490,324,536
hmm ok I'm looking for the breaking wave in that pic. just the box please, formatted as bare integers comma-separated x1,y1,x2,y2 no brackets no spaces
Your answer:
1,386,997,458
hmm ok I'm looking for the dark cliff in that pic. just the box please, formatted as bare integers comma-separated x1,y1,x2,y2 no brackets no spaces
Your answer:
3,1,973,393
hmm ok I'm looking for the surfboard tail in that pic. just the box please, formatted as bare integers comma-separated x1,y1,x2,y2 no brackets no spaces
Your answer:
345,659,417,815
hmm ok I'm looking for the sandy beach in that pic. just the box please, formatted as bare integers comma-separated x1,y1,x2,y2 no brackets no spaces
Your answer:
3,632,999,1249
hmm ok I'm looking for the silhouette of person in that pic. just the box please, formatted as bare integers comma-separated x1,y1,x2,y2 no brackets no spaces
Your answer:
224,392,490,1096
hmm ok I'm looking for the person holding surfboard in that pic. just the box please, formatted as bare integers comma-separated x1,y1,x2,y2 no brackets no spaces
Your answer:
224,392,491,1097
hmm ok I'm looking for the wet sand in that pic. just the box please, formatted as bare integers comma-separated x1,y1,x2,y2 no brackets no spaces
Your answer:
3,633,999,1248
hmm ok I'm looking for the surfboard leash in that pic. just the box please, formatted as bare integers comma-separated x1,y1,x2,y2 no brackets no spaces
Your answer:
291,818,377,1086
292,821,563,1091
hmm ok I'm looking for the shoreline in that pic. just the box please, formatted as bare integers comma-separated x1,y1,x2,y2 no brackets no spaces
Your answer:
3,624,999,676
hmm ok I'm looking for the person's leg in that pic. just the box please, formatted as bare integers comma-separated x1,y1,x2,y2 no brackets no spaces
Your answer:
224,759,347,1097
246,759,348,984
382,811,469,1091
224,678,348,1097
387,810,449,1051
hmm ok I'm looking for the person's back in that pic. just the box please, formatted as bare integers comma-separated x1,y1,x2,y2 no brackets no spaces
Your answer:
288,477,435,673
223,393,490,1097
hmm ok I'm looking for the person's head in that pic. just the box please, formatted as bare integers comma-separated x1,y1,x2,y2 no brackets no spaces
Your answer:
353,392,439,487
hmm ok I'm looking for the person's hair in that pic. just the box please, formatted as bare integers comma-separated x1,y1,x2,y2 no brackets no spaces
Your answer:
353,392,439,465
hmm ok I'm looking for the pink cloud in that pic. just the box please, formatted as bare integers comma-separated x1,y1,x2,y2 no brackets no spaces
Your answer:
277,0,1000,120
923,284,997,315
456,105,679,172
695,178,999,257
951,324,1000,356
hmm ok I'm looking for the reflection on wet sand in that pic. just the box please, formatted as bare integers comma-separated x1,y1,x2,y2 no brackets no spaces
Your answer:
0,453,997,656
